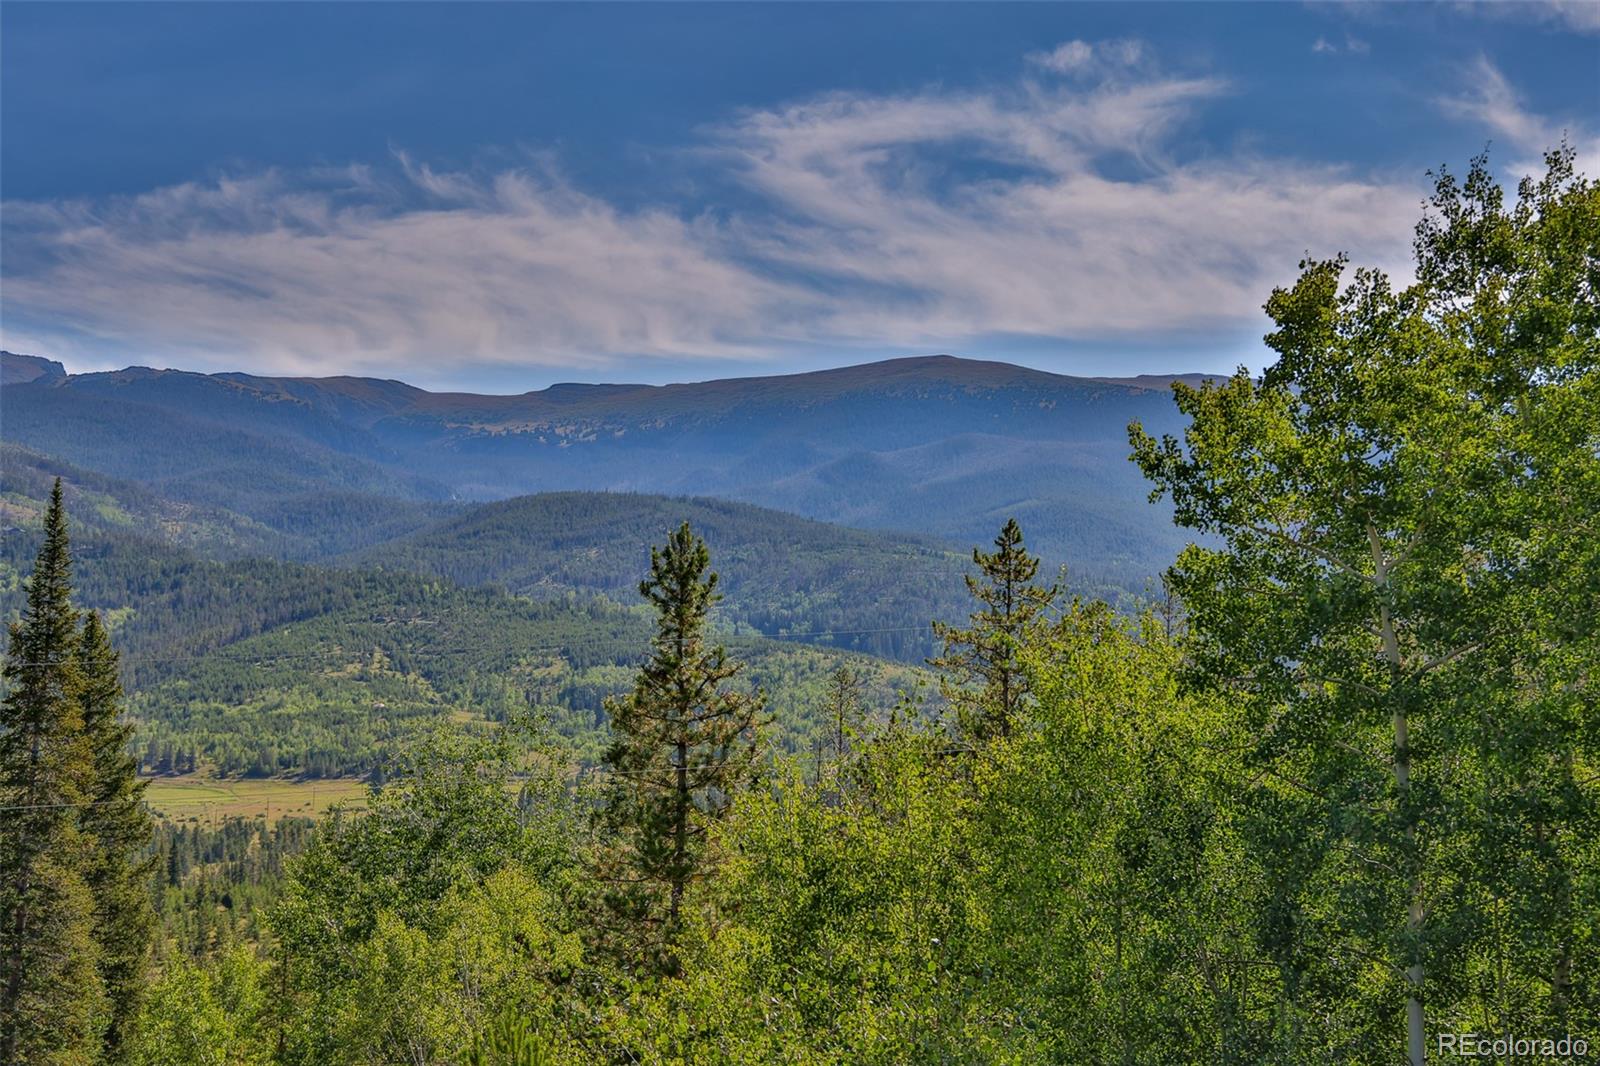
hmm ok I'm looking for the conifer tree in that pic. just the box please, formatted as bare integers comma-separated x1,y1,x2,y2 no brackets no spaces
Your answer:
78,610,156,1059
930,518,1058,742
0,479,103,1063
821,664,864,766
599,523,763,974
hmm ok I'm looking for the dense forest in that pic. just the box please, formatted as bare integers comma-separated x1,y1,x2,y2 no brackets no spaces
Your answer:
1,150,1596,1065
0,497,935,775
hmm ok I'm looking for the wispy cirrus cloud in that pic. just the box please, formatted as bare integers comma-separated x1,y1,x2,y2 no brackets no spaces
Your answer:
2,164,803,377
1024,38,1149,77
1435,54,1598,176
713,70,1417,346
1539,0,1600,32
1451,0,1600,35
0,39,1564,381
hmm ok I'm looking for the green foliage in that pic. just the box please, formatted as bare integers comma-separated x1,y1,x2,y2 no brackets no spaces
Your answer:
1129,146,1599,1060
814,663,865,772
467,1011,558,1066
152,816,315,960
980,605,1264,1062
127,948,270,1066
0,485,158,1063
268,722,585,1064
600,605,1250,1064
77,609,158,1058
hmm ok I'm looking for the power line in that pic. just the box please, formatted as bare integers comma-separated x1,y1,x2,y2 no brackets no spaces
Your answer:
0,621,949,671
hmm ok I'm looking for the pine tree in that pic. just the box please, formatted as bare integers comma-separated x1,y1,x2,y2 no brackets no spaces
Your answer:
822,665,864,766
0,479,104,1063
77,610,156,1059
929,518,1058,743
599,522,763,974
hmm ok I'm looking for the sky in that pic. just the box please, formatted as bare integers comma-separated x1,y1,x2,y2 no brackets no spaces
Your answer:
1,2,1596,391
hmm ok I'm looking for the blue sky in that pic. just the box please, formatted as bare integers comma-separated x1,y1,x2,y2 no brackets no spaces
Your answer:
2,2,1596,390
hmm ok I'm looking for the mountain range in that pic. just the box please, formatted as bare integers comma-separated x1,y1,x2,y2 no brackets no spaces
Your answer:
1,350,1202,590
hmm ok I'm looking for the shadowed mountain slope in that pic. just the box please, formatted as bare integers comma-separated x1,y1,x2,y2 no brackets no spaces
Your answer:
344,491,982,660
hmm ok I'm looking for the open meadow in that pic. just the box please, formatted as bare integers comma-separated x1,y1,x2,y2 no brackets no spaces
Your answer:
141,776,368,823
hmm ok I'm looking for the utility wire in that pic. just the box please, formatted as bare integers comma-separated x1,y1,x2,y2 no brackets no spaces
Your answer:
0,621,950,671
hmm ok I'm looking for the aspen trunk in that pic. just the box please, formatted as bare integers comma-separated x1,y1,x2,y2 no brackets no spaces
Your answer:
1370,524,1425,1066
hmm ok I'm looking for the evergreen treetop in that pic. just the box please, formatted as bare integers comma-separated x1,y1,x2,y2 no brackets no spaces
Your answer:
930,517,1059,742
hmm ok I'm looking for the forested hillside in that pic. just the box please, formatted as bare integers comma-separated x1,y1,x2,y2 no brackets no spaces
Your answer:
2,444,288,558
0,510,931,777
1,462,999,662
0,371,453,519
345,491,990,659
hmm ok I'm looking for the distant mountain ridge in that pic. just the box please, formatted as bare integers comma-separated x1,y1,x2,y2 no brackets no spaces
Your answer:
4,351,1201,424
1,351,1205,588
1,350,67,384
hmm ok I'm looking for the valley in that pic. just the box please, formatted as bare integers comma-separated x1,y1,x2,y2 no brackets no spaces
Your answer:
142,776,367,822
3,351,1192,787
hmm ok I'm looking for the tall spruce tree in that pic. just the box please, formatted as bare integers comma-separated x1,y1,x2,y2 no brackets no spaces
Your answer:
599,522,763,975
930,518,1059,742
77,610,156,1059
0,479,103,1063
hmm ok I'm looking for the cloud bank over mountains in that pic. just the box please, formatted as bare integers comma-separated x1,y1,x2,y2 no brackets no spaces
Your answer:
0,41,1586,381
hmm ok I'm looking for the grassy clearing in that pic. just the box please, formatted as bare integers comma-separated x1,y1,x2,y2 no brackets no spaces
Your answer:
143,775,368,823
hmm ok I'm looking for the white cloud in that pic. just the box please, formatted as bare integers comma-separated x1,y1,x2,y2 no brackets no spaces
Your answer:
1453,0,1600,34
1,166,805,376
1546,0,1600,32
715,76,1419,345
1438,55,1557,146
1311,34,1371,54
1,39,1504,378
1026,38,1149,78
1436,54,1598,176
1028,40,1095,74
